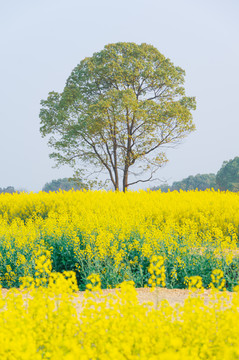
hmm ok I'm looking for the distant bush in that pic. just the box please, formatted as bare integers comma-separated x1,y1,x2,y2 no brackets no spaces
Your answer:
42,178,84,192
0,186,16,194
152,173,218,192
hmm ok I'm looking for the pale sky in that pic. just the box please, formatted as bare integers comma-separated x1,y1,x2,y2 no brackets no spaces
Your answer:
0,0,238,191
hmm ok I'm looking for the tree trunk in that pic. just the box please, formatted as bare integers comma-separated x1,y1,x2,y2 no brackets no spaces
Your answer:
123,166,129,192
114,173,119,191
113,121,119,191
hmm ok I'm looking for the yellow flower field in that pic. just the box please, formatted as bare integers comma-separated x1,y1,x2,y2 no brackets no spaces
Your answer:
0,189,239,358
0,189,239,289
1,271,239,359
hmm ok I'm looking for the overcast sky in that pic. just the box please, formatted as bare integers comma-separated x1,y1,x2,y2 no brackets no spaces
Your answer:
0,0,238,191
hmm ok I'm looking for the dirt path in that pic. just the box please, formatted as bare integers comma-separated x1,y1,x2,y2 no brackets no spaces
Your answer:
1,287,233,308
73,287,226,307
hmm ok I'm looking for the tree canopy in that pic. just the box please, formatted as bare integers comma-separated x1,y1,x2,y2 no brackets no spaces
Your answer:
40,42,196,191
216,157,239,192
42,178,84,192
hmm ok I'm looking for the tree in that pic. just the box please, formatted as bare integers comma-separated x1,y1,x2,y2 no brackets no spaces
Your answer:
42,178,84,192
216,157,239,192
40,42,196,192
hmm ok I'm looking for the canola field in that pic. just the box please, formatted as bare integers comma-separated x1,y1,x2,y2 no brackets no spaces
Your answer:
1,189,239,359
1,272,239,360
0,189,239,290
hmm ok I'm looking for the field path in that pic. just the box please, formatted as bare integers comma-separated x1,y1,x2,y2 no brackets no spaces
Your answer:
1,287,233,309
73,288,222,307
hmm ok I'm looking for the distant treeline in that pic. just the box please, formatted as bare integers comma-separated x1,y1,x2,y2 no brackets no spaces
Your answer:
151,174,218,192
1,157,238,194
0,186,16,194
42,178,84,192
152,156,239,192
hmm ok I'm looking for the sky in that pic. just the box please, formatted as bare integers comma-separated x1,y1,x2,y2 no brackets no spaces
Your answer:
0,0,238,191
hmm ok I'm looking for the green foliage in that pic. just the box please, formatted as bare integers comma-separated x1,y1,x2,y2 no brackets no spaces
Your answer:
42,178,84,192
152,173,218,192
216,157,239,192
1,230,239,290
40,42,196,191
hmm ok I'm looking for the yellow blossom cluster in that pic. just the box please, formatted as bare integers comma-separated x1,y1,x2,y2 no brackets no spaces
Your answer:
148,255,166,289
185,275,203,290
210,269,226,290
